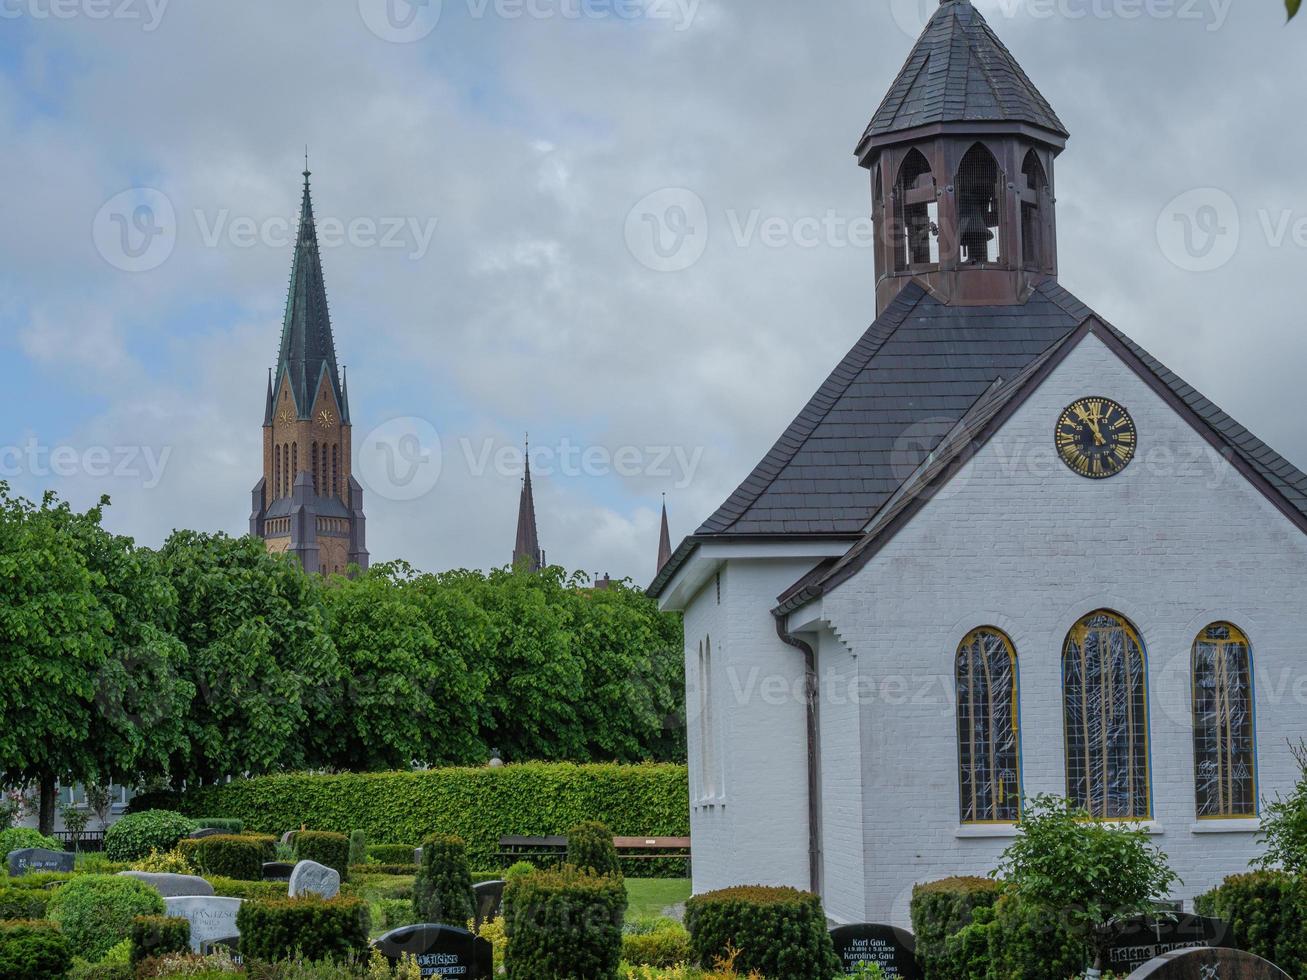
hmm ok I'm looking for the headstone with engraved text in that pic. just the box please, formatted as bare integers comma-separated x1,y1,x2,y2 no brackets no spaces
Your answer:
164,895,244,953
5,847,75,876
1106,914,1236,975
830,923,920,979
373,924,493,978
1126,946,1292,979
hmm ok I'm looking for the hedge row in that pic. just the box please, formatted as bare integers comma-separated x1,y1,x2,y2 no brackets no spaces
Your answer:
1196,872,1307,977
136,762,689,869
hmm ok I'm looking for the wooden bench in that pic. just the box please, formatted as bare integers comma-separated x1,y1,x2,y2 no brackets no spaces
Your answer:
497,835,691,870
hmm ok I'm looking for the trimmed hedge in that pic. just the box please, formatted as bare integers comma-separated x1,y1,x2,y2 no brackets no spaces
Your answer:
294,831,350,881
623,923,692,967
0,919,72,979
177,835,265,881
137,762,689,869
503,866,627,980
207,877,291,901
194,818,244,834
685,886,838,980
366,844,416,865
103,811,195,863
348,831,367,868
941,893,1086,980
128,915,190,965
413,836,475,925
910,876,1003,979
46,875,165,962
1196,872,1307,977
236,895,370,962
0,888,48,921
568,821,622,879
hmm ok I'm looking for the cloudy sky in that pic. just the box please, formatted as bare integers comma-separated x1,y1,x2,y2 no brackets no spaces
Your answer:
0,0,1303,583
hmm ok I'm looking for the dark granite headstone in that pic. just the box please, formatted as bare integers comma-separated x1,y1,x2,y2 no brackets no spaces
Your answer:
6,847,75,876
1127,947,1292,979
262,862,295,882
830,924,919,979
472,880,505,929
374,924,493,979
188,827,224,839
1106,914,1236,975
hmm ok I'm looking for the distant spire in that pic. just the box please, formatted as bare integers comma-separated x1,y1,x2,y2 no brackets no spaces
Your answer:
513,438,543,571
657,494,672,573
263,367,275,425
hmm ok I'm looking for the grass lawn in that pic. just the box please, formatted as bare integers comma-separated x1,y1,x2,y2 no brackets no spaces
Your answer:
626,877,692,921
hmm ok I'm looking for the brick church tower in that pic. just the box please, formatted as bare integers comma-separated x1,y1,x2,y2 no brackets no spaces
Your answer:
250,167,369,574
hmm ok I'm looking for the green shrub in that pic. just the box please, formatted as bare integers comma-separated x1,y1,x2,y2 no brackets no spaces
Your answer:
356,864,415,877
245,834,278,862
130,848,194,875
366,844,415,865
622,922,692,967
293,832,350,882
504,866,627,980
194,819,245,834
207,877,290,901
0,919,73,979
46,874,166,961
376,898,417,931
151,763,689,870
984,892,1086,980
0,872,74,891
568,821,622,879
1197,871,1307,977
909,876,1003,980
177,835,264,881
504,861,536,882
685,886,837,980
236,896,370,962
413,835,475,925
0,828,62,862
69,943,134,980
0,887,48,921
941,905,996,980
103,811,195,863
347,831,367,869
129,915,191,966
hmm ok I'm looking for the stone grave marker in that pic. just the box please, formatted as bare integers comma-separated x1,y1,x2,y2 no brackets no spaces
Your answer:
1106,914,1236,975
472,880,505,930
262,861,295,882
118,871,215,898
830,923,920,979
1127,947,1292,979
164,895,244,953
288,859,340,899
188,827,225,839
6,847,75,876
374,924,493,979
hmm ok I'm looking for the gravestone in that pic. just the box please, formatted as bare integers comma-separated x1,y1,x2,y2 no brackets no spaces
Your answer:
374,925,493,979
473,880,505,929
164,895,244,953
830,923,920,979
118,871,215,898
1106,914,1236,975
188,827,224,840
414,847,423,865
262,861,295,882
1127,947,1293,979
280,830,298,847
288,859,340,899
5,847,75,876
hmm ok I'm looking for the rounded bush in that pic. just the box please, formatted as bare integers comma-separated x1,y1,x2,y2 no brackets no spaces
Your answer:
504,866,627,980
984,892,1086,980
103,810,195,863
567,821,622,879
292,831,350,881
909,876,1003,980
622,922,692,967
413,835,475,925
0,828,62,863
0,920,73,979
236,895,370,962
177,835,264,881
0,888,48,922
45,874,165,961
685,886,838,980
129,915,190,966
1198,871,1307,978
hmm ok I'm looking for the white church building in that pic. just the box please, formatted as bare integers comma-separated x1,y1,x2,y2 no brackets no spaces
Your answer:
651,0,1307,926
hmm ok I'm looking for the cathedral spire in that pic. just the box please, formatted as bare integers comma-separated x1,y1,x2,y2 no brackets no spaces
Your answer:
263,367,275,425
513,439,543,571
274,165,348,422
657,494,672,574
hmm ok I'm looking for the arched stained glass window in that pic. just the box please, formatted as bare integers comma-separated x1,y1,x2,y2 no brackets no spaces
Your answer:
1193,623,1257,818
957,628,1021,823
1063,611,1151,819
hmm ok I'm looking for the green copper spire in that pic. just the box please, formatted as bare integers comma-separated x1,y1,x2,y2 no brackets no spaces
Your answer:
273,164,349,422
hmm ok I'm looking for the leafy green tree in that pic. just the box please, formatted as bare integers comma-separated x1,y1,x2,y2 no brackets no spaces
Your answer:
157,530,339,783
1290,0,1300,21
995,795,1179,977
1254,739,1307,875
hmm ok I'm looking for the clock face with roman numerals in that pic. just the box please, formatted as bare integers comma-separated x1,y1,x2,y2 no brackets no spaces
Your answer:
1056,397,1137,479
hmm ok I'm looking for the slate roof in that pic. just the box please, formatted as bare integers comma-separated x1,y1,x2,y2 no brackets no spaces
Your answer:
860,0,1067,147
271,170,349,424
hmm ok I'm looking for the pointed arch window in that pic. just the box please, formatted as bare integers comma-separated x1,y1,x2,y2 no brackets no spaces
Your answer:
332,444,340,499
312,443,320,496
1019,150,1048,271
893,150,939,271
1063,611,1151,819
957,143,1003,265
957,628,1021,823
292,443,298,486
1193,623,1257,819
274,445,282,499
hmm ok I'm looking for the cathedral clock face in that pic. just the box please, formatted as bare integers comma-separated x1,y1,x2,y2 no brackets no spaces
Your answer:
317,408,336,429
1056,397,1137,479
277,408,295,426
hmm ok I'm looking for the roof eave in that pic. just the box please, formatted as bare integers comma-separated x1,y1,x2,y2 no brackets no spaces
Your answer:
856,120,1069,168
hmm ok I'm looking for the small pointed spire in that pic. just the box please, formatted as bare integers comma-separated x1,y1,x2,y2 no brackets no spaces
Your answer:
657,494,672,573
263,367,275,425
513,436,543,571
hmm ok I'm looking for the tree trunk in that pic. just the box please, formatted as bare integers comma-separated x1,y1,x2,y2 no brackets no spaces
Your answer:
37,773,57,837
